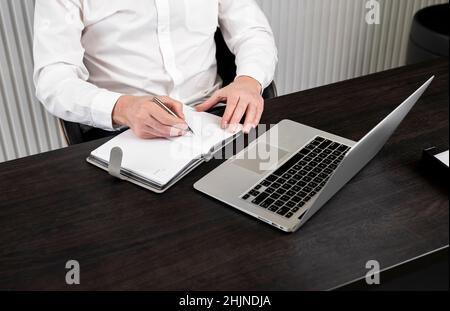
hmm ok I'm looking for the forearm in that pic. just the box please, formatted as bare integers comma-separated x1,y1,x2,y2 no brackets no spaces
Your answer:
35,64,122,130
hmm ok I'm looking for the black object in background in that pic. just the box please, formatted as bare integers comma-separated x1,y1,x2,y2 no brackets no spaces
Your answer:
407,3,449,65
423,147,449,169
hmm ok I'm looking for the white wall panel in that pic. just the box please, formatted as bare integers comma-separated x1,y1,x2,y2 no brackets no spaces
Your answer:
0,0,447,162
0,0,65,163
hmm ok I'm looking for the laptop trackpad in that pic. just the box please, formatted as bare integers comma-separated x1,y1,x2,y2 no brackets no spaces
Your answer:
233,143,289,175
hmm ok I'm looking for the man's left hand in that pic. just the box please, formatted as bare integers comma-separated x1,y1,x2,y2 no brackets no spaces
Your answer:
196,76,264,134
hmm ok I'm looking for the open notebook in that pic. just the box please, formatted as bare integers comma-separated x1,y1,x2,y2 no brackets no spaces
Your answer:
87,107,241,193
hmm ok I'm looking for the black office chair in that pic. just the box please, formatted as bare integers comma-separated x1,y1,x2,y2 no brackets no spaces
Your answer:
60,29,277,145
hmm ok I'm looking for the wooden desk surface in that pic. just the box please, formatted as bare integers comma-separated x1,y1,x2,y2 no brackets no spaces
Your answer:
0,60,448,291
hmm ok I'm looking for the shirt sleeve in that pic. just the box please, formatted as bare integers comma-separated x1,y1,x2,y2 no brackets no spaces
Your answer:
218,0,278,90
33,0,122,131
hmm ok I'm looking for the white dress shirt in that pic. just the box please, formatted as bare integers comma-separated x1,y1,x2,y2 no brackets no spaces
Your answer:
33,0,278,131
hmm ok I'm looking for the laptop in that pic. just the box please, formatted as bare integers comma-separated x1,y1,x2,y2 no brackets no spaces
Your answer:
194,77,434,232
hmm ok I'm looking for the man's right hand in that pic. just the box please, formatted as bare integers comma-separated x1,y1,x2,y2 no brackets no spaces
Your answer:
112,95,188,139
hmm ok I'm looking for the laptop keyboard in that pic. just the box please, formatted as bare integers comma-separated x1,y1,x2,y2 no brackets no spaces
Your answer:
241,136,351,219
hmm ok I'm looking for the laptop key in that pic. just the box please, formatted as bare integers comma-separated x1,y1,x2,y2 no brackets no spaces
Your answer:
307,171,318,178
287,179,297,185
329,164,338,170
292,185,302,192
280,195,290,201
277,206,290,216
282,173,292,180
318,140,332,149
261,180,272,187
277,178,287,184
316,137,325,142
292,196,302,203
324,168,333,174
338,145,349,152
309,182,318,189
309,152,318,158
303,186,313,193
297,180,307,187
266,187,275,194
273,200,284,207
329,142,340,150
266,175,278,182
292,207,300,212
249,190,260,196
242,194,250,200
254,184,262,190
314,177,323,183
298,191,308,198
260,198,275,208
286,201,296,208
276,188,287,195
282,183,292,190
319,173,328,179
285,212,294,218
271,193,281,200
272,182,282,189
252,192,269,204
287,190,296,197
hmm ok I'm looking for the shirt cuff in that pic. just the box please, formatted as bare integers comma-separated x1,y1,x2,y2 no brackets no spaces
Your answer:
236,63,271,90
91,90,123,131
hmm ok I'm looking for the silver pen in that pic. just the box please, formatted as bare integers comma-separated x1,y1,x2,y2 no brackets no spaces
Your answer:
152,97,195,136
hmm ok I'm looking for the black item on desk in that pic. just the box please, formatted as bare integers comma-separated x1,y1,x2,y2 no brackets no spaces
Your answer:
422,147,449,179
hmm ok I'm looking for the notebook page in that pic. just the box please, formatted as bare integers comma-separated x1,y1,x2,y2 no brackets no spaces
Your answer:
170,107,241,155
90,108,238,186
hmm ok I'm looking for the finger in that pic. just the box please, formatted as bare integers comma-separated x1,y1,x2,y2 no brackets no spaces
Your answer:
132,127,160,139
196,91,224,112
252,99,264,128
146,116,186,137
150,104,188,130
243,104,257,133
228,100,248,133
221,95,239,129
158,96,185,119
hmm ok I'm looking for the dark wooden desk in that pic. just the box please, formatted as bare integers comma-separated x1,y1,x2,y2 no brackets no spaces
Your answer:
0,60,448,291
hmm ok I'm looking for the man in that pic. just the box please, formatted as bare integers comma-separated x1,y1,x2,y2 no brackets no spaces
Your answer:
33,0,278,139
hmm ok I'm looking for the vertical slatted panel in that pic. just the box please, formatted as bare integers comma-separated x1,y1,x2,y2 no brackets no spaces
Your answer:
0,0,447,163
257,0,447,95
0,0,65,163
